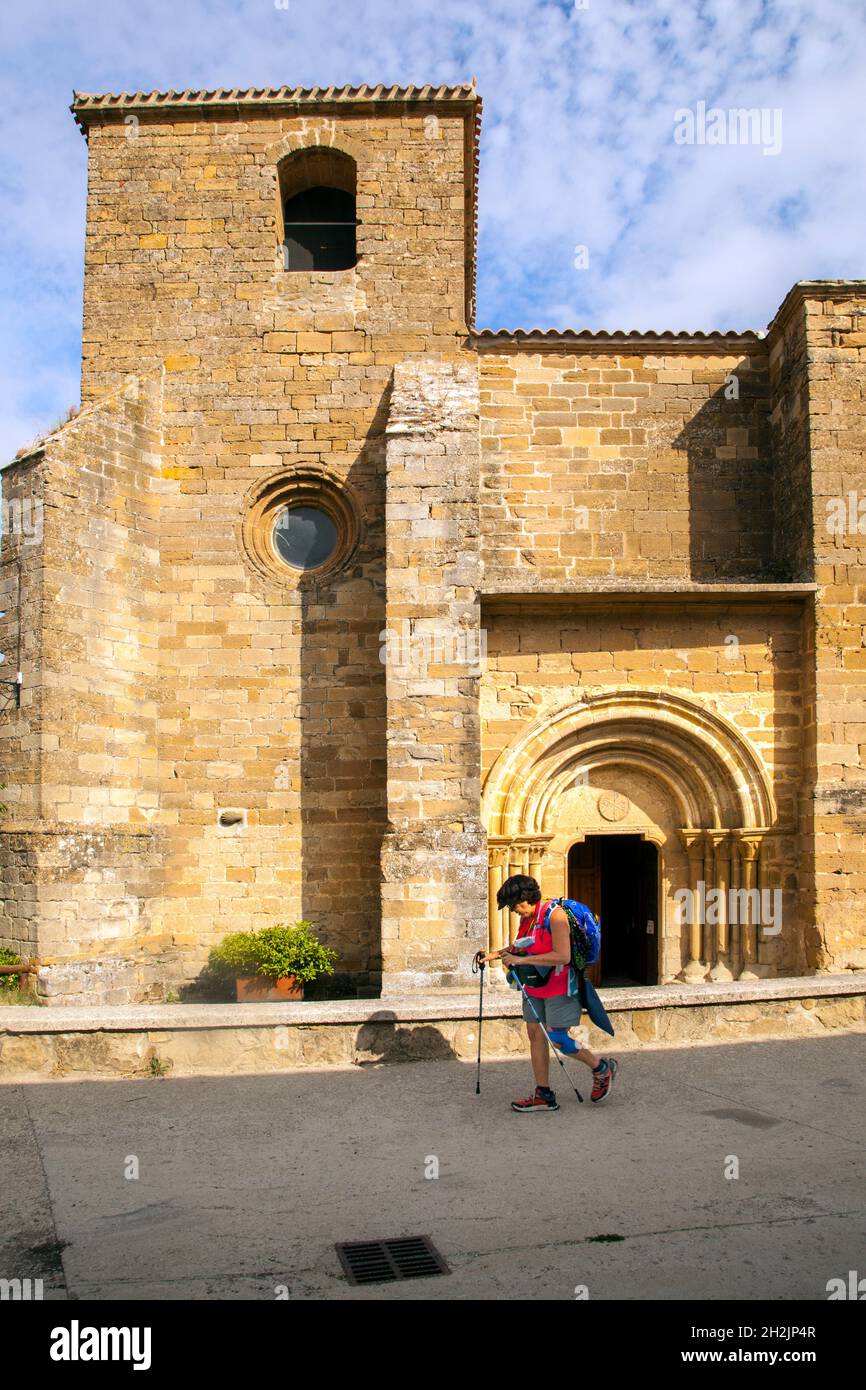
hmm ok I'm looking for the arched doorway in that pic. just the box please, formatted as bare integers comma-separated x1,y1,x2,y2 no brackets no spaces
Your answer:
482,689,779,985
568,835,659,987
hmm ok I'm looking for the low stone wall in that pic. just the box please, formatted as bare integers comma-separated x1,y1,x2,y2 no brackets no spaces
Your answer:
0,975,863,1080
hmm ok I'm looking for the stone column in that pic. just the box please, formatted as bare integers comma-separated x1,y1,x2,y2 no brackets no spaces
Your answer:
679,830,706,982
756,837,781,971
508,842,528,881
380,359,486,993
527,838,548,886
737,836,762,980
487,843,508,956
486,842,510,987
708,832,734,982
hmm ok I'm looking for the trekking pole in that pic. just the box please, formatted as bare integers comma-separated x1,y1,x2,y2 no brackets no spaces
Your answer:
512,974,584,1104
471,950,486,1094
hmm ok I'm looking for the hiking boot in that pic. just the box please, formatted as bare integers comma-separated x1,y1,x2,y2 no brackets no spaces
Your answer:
511,1086,560,1114
591,1057,618,1103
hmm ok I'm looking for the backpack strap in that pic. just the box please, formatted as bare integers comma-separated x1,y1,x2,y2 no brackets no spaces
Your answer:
535,899,558,937
540,899,574,972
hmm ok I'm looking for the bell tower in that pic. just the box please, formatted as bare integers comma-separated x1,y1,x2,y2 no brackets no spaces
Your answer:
72,84,481,400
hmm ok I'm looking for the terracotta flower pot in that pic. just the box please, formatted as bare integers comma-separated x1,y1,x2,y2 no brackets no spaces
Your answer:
236,974,304,1002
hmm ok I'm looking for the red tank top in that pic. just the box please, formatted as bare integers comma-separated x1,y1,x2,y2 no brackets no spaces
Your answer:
519,900,572,998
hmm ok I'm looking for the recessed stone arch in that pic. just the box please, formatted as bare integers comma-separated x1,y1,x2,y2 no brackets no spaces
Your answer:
265,121,364,169
265,123,364,247
538,746,699,831
482,688,776,838
482,689,780,986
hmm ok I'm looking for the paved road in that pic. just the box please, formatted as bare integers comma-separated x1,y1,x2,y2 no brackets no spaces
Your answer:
1,1032,864,1300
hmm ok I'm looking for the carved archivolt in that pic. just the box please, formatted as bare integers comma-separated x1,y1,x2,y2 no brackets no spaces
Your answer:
482,688,776,838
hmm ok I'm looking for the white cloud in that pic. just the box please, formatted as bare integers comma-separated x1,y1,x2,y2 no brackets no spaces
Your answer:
0,0,864,453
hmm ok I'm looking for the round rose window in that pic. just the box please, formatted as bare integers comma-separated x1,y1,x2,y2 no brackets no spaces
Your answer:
272,505,339,571
241,466,362,584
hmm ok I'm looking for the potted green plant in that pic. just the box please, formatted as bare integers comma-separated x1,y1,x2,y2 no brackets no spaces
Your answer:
0,948,23,994
208,922,337,1002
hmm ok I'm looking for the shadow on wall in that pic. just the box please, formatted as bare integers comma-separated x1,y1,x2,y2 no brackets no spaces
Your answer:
676,359,811,969
355,1012,458,1064
674,357,781,581
298,381,391,996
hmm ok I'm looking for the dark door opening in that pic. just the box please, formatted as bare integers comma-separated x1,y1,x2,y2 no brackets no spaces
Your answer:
568,836,659,987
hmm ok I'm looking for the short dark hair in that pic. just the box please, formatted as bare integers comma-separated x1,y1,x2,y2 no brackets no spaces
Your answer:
496,874,541,911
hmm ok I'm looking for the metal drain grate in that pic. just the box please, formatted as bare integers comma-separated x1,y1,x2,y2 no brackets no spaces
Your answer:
336,1235,450,1286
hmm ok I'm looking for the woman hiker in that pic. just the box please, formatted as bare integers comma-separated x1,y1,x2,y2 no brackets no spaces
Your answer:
484,874,618,1113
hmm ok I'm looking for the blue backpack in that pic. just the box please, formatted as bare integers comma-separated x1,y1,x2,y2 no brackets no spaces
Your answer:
538,898,601,971
536,899,613,1035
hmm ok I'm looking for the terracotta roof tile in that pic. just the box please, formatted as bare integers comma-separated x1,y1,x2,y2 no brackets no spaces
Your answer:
70,83,479,126
473,327,765,347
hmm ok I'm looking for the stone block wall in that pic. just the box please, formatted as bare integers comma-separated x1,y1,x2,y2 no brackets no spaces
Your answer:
769,302,813,582
24,95,480,998
0,453,43,829
769,284,866,971
79,107,471,401
0,379,167,997
380,359,487,990
0,453,43,960
479,345,773,582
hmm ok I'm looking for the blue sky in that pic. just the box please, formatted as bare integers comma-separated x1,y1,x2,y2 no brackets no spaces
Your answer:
1,0,865,459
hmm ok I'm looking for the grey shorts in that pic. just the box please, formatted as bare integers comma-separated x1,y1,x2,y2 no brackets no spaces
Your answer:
521,991,582,1029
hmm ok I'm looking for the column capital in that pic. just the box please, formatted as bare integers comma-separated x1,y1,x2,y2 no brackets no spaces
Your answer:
679,828,705,858
704,829,729,844
705,829,734,863
733,831,764,862
526,835,554,855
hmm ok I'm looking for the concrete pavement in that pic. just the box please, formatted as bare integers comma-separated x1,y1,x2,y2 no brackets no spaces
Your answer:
1,1031,864,1300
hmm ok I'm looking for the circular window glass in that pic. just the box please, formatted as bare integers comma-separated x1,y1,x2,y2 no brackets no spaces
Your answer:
242,468,362,585
273,505,338,571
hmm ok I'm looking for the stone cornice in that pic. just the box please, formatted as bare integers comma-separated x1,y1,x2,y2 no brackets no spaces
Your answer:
767,279,866,341
481,582,817,613
71,83,480,127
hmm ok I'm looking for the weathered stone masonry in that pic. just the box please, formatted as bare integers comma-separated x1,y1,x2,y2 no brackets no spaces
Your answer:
381,359,486,990
0,83,864,1003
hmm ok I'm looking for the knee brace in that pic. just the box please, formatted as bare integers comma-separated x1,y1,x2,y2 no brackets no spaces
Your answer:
547,1028,579,1054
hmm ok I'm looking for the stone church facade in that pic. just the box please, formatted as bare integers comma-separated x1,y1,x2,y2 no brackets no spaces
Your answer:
1,84,864,1005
